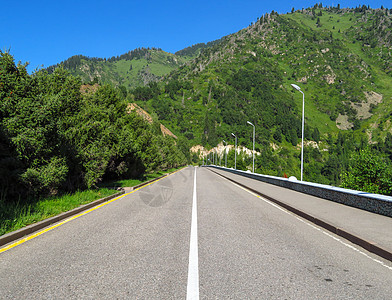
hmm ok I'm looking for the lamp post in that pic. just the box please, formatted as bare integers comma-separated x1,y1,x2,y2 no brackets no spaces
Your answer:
291,83,305,181
231,133,237,169
247,121,255,173
222,140,227,168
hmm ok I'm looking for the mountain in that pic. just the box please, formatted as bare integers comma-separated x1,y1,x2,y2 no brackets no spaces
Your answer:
47,39,227,89
46,48,190,89
130,5,392,185
50,5,392,189
174,38,226,57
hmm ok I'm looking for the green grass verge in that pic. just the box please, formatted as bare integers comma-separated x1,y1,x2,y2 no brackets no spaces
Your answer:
0,188,117,236
98,167,184,188
0,166,185,237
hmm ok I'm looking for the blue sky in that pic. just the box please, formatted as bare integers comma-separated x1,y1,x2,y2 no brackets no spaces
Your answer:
1,0,388,73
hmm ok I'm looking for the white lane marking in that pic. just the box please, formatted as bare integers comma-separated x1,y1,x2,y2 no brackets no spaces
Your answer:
222,176,392,271
187,167,199,299
295,216,392,271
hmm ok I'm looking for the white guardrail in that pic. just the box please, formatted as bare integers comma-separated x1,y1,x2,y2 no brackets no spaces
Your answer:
207,166,392,218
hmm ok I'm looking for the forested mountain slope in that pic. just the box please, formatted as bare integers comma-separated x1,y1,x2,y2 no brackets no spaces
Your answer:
43,5,392,193
131,5,392,190
145,5,391,141
46,48,190,89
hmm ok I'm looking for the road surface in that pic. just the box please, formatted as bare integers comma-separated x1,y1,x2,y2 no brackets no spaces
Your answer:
1,166,391,299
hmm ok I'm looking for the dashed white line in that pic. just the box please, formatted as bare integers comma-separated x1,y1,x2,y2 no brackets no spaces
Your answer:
186,167,199,299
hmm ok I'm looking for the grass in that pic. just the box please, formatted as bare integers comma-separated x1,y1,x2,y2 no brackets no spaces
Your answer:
109,50,189,87
284,10,392,140
98,167,183,189
0,188,117,236
69,50,190,89
287,10,358,35
0,167,184,237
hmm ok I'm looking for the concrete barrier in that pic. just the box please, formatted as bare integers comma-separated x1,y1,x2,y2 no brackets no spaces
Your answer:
207,166,392,218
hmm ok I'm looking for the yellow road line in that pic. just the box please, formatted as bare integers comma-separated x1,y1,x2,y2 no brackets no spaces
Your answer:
0,169,184,254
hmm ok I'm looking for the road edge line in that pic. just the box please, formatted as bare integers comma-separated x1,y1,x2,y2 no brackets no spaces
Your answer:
0,168,186,254
0,191,124,248
206,167,392,263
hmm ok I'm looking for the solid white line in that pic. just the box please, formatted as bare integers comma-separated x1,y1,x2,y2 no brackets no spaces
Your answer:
186,167,199,300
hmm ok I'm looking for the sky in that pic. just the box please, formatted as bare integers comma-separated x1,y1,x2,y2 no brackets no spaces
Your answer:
1,0,388,73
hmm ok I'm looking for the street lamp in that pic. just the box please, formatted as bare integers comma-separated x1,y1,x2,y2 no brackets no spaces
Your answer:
231,133,237,169
247,121,255,173
222,140,227,168
291,83,305,181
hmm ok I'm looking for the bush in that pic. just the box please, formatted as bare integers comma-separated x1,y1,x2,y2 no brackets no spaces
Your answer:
21,157,68,195
340,148,392,195
0,51,186,204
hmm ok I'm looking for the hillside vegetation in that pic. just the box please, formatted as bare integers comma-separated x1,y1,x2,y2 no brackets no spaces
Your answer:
34,5,392,194
129,5,392,192
46,48,190,89
0,51,187,208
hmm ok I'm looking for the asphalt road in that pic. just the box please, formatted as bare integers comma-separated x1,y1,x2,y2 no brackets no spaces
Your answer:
1,166,392,299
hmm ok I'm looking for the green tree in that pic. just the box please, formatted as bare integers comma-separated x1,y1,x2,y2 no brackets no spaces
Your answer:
0,51,186,203
384,132,392,160
289,129,298,146
340,148,392,195
273,128,282,143
312,128,320,143
177,136,191,164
